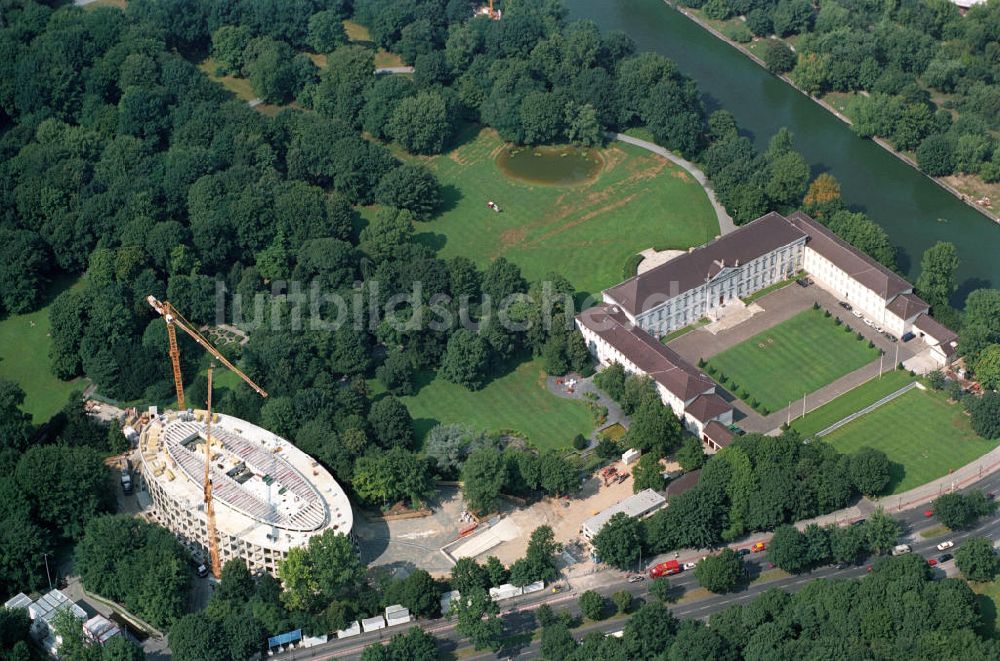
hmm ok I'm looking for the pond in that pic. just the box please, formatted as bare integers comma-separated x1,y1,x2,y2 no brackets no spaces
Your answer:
496,145,604,185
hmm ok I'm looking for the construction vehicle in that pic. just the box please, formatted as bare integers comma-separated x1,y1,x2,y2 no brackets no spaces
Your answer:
146,296,268,579
120,458,132,495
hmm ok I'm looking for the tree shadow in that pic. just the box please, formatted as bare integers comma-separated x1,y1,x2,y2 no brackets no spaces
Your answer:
974,592,999,640
956,277,992,307
884,461,906,495
415,231,448,253
437,183,463,214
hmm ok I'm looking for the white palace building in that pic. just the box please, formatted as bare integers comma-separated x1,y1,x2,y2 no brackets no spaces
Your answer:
577,211,958,450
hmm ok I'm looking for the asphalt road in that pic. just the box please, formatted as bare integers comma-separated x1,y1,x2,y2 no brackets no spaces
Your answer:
277,470,1000,660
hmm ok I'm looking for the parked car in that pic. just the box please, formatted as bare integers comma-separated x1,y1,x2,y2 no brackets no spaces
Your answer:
937,553,953,563
839,301,852,310
795,278,810,287
683,562,697,571
751,542,767,552
901,331,915,342
853,310,863,318
851,518,866,527
892,544,912,556
864,318,874,327
835,563,849,570
627,574,645,583
924,509,934,518
927,558,938,566
737,548,751,557
883,332,897,342
936,540,954,551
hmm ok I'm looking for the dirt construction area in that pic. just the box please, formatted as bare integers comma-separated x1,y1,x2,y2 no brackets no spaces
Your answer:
357,461,654,577
450,460,642,567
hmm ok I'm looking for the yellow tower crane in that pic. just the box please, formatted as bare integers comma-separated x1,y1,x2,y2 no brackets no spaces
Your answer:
146,295,268,578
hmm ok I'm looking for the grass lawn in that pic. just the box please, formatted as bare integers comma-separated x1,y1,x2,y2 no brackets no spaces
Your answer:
342,19,406,69
377,358,592,452
83,0,128,9
0,277,88,423
411,128,719,296
791,369,914,437
823,387,998,494
705,308,879,413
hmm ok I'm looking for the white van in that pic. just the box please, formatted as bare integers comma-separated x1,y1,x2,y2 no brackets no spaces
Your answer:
892,544,911,556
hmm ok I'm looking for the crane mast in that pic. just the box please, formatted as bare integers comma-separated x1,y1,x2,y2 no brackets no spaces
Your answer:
204,367,221,579
146,295,267,579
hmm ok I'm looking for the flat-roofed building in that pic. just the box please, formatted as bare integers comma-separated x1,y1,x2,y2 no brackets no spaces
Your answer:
581,488,666,540
138,410,353,576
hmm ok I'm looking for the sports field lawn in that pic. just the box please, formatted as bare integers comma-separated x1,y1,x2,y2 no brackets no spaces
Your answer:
705,308,880,413
792,369,914,437
0,277,88,423
823,387,997,494
376,358,593,452
411,128,719,296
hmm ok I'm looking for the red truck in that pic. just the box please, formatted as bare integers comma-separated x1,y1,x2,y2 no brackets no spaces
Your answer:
649,560,682,578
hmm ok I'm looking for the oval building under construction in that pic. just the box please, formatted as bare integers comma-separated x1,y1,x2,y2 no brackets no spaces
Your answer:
138,410,352,575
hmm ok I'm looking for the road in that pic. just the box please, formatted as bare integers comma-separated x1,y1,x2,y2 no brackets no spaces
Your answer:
277,468,1000,660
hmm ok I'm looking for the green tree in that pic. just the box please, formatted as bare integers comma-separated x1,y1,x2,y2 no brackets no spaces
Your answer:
385,569,441,618
540,622,577,661
461,446,506,513
579,590,605,620
368,396,414,449
916,241,959,313
847,447,892,497
933,491,995,530
387,92,453,155
767,524,812,573
624,400,683,457
594,363,626,400
592,513,644,570
917,134,956,176
956,537,1000,582
0,381,33,452
974,344,1000,391
455,588,503,651
612,590,632,614
763,41,796,74
278,531,364,613
649,576,673,602
450,557,490,594
483,555,508,587
211,25,252,75
623,602,678,659
440,329,490,390
352,448,434,507
375,164,442,219
694,549,745,593
863,508,901,555
360,207,416,262
509,526,561,586
971,392,1000,440
376,351,415,396
169,615,228,661
676,437,706,471
632,453,665,493
307,11,347,53
16,445,112,540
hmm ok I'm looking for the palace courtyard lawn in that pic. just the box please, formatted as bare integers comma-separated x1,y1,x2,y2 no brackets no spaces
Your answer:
705,308,880,413
410,128,719,296
822,387,996,495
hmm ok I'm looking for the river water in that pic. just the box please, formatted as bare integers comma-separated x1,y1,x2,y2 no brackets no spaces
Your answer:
568,0,1000,299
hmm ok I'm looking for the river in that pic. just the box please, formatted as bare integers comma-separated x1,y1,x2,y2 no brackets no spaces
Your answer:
568,0,1000,300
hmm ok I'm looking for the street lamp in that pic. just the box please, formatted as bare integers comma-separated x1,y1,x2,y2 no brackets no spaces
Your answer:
42,552,52,591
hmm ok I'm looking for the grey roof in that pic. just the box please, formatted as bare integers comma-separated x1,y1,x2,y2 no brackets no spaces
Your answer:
582,488,666,535
605,212,807,316
577,304,718,403
886,292,929,320
786,211,911,301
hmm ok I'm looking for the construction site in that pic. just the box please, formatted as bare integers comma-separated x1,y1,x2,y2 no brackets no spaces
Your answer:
138,409,352,576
